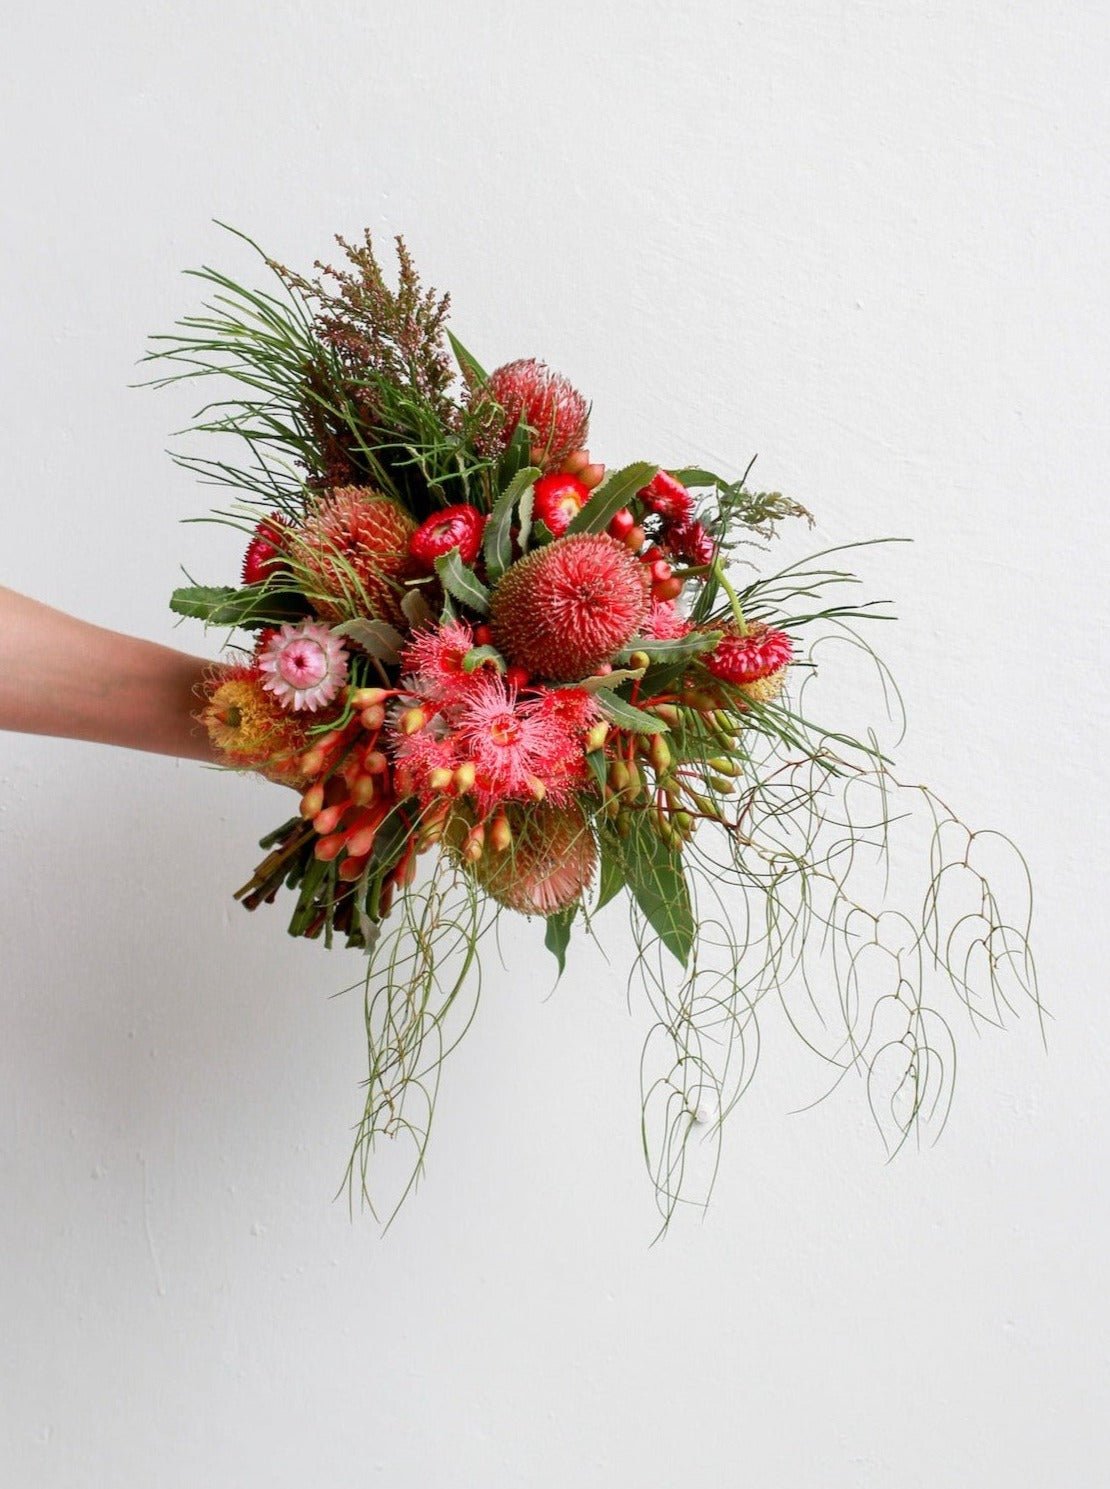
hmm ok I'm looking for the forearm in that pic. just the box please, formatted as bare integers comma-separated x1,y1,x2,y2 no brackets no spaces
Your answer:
0,587,219,762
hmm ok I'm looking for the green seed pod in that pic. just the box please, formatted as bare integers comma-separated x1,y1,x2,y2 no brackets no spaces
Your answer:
648,734,672,773
708,756,742,777
608,760,631,793
708,774,737,795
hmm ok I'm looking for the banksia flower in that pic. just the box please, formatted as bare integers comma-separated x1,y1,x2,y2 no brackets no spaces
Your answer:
490,534,650,681
409,504,486,570
469,802,597,916
257,620,350,711
705,623,793,702
201,665,312,782
478,359,589,468
294,486,416,623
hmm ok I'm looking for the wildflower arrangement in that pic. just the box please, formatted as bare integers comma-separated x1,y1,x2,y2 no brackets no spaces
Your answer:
150,228,1038,1231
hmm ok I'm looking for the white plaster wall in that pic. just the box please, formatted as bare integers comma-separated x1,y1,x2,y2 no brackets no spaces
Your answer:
2,1,1107,1483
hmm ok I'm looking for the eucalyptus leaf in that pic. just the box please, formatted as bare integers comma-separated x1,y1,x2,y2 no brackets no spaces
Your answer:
434,550,490,614
616,631,722,665
595,840,627,911
619,815,694,966
543,907,576,976
565,461,659,536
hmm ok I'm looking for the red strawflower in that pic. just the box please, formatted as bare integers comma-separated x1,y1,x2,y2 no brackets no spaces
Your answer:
241,515,289,585
666,518,716,566
639,471,694,522
490,534,650,681
480,359,590,468
409,505,487,570
532,473,590,537
706,623,793,685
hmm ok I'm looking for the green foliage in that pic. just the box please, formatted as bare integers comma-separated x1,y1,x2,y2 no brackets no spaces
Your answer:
611,815,694,966
566,461,658,535
597,693,669,733
169,583,307,627
434,549,490,614
544,907,576,976
483,465,540,580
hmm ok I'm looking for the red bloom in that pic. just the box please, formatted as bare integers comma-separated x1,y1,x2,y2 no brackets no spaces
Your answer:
241,515,289,585
400,621,475,705
706,624,793,685
409,505,486,570
642,600,693,641
481,359,590,468
532,473,590,537
490,534,650,681
639,471,693,522
665,518,716,566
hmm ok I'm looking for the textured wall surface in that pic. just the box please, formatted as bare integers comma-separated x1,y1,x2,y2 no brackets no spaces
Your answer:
2,2,1108,1484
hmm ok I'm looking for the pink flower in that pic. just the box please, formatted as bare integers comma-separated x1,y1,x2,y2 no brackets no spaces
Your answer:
257,620,349,711
642,599,693,641
400,621,475,705
454,675,584,814
665,518,716,566
639,471,694,522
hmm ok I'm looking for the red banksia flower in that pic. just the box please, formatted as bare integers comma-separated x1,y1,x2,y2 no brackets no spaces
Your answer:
295,486,416,624
241,515,289,585
480,359,590,468
532,472,590,536
490,534,650,681
409,504,486,569
639,470,694,522
706,623,793,701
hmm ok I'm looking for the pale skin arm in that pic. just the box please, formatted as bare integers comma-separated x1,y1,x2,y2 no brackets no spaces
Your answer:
0,586,220,762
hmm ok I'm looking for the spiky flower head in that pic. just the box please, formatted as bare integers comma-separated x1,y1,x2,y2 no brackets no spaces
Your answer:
643,599,693,641
468,801,597,916
258,620,349,711
200,664,312,782
490,534,650,681
478,359,590,469
294,486,416,624
400,620,475,705
705,623,793,702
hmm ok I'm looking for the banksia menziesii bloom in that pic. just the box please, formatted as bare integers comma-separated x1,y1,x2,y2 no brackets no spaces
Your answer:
294,486,416,623
478,359,590,468
469,802,597,916
258,620,350,711
200,665,313,782
490,534,650,681
706,623,793,702
409,504,486,570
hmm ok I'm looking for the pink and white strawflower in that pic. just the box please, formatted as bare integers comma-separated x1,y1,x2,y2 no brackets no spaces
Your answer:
258,620,349,711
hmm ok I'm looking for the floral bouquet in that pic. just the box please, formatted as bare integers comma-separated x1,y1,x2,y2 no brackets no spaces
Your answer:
150,228,1038,1230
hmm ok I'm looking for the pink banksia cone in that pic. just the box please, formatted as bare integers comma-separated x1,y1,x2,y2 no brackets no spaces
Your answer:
293,486,417,624
490,534,650,681
470,802,597,916
478,359,590,469
705,622,793,703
